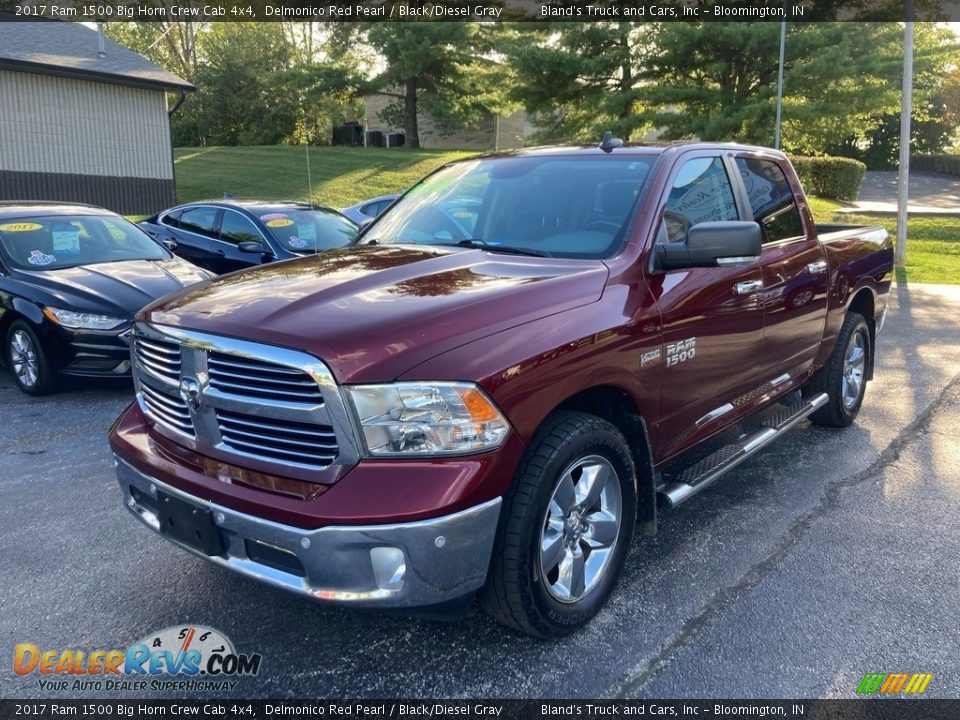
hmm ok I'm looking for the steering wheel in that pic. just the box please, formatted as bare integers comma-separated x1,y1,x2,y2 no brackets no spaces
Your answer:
580,220,622,234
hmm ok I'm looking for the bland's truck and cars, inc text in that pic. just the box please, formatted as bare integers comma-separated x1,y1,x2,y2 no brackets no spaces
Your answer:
109,141,893,638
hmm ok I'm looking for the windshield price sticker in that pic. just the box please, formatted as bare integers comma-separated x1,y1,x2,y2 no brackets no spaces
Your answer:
52,228,81,254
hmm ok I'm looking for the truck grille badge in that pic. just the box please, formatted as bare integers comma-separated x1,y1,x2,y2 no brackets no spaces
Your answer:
178,377,203,412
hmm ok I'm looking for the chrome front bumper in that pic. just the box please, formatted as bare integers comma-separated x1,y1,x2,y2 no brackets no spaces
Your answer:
115,456,501,608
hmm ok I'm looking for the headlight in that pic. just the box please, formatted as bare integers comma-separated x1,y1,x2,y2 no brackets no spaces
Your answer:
345,382,509,456
43,307,125,331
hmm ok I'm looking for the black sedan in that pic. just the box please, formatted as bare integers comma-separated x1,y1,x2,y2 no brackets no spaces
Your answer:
138,199,359,275
0,203,212,395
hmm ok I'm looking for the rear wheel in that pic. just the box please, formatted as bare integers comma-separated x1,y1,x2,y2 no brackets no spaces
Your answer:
806,311,870,427
480,411,637,638
6,320,57,396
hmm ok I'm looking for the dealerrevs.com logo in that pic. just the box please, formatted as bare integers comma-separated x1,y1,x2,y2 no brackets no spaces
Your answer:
14,625,262,692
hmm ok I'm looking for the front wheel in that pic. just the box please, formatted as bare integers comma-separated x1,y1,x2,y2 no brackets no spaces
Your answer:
6,320,57,396
480,411,637,638
806,311,871,427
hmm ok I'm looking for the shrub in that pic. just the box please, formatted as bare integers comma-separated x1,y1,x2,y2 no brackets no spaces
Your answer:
911,154,960,177
789,155,866,201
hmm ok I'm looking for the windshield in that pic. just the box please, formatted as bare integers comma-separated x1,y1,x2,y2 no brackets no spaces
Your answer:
255,209,358,254
366,155,656,259
0,215,167,271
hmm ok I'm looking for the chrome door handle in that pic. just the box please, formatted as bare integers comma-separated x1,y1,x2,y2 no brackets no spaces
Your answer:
734,280,764,295
806,260,828,274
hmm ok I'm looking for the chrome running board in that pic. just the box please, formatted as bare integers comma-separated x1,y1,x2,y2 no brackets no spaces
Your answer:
659,393,829,508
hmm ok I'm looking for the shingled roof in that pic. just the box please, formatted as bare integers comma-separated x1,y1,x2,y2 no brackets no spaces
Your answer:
0,19,193,92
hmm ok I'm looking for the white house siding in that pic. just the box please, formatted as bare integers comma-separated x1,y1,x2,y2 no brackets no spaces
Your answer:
0,70,176,214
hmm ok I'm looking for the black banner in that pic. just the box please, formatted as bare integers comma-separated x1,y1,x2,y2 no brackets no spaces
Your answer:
0,0,954,23
2,700,960,720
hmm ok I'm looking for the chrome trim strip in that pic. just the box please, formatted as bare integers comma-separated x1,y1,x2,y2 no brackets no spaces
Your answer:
717,255,760,266
695,402,734,428
770,373,791,386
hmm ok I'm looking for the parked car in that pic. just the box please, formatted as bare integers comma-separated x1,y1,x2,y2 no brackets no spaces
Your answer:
139,200,359,275
0,203,212,395
110,141,892,637
340,193,400,225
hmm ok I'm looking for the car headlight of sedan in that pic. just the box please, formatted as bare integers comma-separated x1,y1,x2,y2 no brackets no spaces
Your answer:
345,382,510,456
43,307,125,331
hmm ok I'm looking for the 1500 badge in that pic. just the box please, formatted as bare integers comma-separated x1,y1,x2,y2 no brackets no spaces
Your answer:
666,337,696,367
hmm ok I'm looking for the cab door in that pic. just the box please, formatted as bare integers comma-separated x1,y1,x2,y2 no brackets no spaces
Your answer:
645,153,766,462
733,155,828,380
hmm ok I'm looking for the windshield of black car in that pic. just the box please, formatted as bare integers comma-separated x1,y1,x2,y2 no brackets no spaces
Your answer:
255,209,358,253
0,215,168,271
365,155,655,259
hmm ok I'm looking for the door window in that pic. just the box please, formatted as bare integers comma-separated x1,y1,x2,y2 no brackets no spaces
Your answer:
736,158,804,243
176,207,220,239
219,210,264,246
659,157,739,243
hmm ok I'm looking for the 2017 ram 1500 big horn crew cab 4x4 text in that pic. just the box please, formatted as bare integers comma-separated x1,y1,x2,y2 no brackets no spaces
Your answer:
109,141,892,637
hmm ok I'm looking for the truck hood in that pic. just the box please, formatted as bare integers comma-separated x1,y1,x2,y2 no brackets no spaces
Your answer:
145,245,608,382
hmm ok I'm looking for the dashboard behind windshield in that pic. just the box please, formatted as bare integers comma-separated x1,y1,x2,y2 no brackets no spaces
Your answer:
367,155,656,259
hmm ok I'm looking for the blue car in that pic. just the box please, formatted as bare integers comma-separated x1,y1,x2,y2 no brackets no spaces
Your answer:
339,194,400,226
139,200,359,275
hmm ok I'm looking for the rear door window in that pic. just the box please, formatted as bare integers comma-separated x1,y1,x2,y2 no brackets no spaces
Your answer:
735,158,805,243
177,207,220,239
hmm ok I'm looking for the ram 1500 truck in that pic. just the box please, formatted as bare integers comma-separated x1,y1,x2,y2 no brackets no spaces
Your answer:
109,141,892,637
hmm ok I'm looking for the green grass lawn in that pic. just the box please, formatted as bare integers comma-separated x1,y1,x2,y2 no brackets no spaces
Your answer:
808,197,960,285
173,145,474,209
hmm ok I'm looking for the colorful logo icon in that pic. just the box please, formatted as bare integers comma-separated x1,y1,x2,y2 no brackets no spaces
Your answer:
856,672,933,695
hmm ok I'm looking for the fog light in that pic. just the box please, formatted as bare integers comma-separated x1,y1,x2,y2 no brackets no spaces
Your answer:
370,547,405,591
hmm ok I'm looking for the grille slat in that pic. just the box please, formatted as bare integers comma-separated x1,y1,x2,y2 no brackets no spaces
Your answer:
216,413,336,440
220,425,339,451
134,337,181,382
216,410,338,469
208,356,304,376
208,352,323,403
141,383,194,436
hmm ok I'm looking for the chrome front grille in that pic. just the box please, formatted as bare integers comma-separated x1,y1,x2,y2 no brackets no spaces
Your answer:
140,382,194,437
130,322,359,483
217,410,338,468
208,352,324,403
134,336,181,382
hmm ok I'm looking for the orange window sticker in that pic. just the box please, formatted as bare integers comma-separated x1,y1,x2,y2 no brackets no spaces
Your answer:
265,218,295,228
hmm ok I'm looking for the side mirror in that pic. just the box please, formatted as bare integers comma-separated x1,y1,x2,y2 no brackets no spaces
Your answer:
161,238,178,251
238,241,268,254
654,221,762,271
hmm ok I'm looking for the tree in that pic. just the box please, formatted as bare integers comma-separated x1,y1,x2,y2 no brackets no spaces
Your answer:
362,22,508,148
637,23,913,152
503,22,655,142
106,20,205,83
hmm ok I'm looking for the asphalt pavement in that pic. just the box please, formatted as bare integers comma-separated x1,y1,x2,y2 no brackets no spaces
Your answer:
2,281,959,699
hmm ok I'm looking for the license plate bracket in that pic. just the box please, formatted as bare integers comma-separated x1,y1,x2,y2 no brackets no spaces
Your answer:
157,491,224,556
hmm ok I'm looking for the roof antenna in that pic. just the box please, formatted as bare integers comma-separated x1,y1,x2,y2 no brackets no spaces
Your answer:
599,131,623,153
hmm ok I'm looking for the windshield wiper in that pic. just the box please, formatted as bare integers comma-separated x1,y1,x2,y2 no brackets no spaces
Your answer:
454,239,553,258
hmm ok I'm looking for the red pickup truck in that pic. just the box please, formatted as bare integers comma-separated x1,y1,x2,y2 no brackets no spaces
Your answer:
109,141,892,637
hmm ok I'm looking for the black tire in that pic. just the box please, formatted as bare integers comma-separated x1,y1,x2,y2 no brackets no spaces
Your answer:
806,311,870,428
6,320,57,396
480,410,637,638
